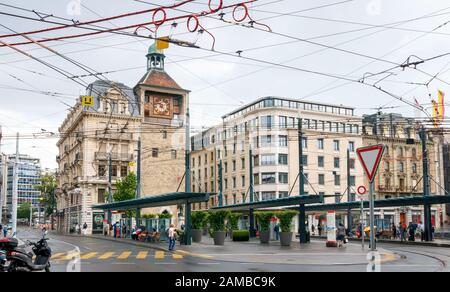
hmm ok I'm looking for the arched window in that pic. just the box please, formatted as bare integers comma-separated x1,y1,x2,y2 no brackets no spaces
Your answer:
411,148,417,158
412,163,417,174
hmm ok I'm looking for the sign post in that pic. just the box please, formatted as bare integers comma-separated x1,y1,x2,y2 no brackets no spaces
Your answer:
357,185,367,250
357,145,384,253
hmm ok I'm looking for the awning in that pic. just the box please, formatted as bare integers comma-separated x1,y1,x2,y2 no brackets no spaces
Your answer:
302,195,450,212
212,195,323,212
92,192,212,211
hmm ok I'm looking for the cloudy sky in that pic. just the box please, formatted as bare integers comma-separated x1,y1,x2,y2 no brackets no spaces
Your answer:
0,0,449,169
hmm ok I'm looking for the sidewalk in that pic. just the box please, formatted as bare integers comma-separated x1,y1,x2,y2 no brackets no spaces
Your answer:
310,235,450,248
62,233,398,266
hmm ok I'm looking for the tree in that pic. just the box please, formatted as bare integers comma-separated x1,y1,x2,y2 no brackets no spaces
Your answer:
17,202,31,219
35,173,57,217
113,172,137,217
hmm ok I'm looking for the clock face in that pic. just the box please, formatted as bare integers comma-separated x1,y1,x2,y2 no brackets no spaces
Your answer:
153,97,171,117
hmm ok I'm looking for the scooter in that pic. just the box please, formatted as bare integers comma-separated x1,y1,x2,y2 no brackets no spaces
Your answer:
0,233,52,272
0,249,7,272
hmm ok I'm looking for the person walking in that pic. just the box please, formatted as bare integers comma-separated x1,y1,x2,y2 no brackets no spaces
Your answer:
392,224,397,240
337,223,346,246
274,223,280,241
311,224,316,236
168,224,177,251
318,224,323,237
82,222,88,235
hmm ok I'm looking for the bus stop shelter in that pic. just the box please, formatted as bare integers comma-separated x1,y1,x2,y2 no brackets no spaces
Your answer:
92,192,211,245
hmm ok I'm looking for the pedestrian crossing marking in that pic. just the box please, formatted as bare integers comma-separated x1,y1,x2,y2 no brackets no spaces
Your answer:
51,253,65,260
81,252,98,260
98,252,115,260
172,253,183,260
118,251,132,260
61,252,80,261
155,251,165,259
136,251,148,259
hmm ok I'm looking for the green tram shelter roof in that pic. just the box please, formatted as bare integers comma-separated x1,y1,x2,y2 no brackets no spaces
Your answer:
92,192,211,211
212,195,324,212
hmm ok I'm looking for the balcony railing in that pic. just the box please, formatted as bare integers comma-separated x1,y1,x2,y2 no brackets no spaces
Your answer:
95,130,133,140
95,152,133,161
144,117,184,127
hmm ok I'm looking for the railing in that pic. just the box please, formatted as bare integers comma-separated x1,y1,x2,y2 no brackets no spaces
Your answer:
95,130,133,140
144,117,184,127
95,152,133,161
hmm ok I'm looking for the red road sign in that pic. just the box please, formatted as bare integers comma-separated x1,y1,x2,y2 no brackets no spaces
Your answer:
357,186,367,195
356,144,385,183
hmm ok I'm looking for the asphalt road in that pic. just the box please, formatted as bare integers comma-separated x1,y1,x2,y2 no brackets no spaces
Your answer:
15,228,450,272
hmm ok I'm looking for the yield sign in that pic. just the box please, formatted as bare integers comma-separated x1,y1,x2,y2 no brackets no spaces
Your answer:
356,144,385,182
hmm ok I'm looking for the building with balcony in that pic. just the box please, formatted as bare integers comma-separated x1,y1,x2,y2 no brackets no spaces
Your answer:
362,113,446,228
191,96,364,230
55,80,141,234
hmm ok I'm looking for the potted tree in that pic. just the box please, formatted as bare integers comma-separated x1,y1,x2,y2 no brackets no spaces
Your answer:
191,211,208,243
208,210,230,245
229,213,249,241
255,211,274,244
276,211,298,246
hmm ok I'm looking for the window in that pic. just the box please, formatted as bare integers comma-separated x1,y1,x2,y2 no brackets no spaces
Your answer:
262,173,276,184
233,177,237,189
318,174,325,185
333,140,340,151
317,139,324,150
348,141,355,152
279,116,287,128
261,154,276,166
335,193,341,203
279,154,288,165
112,165,118,177
279,192,289,198
399,162,405,173
152,148,159,158
279,173,288,184
334,174,341,186
261,116,274,129
334,157,340,168
279,135,288,147
162,131,167,139
262,192,276,201
241,158,245,169
232,160,236,171
98,189,106,204
242,176,246,187
301,155,308,166
349,158,356,169
98,165,106,177
302,137,308,149
171,150,177,159
412,163,417,174
254,173,260,185
318,156,325,168
350,176,356,186
385,161,390,171
120,166,128,177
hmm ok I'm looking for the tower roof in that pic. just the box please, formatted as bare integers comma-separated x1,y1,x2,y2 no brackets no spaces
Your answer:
136,70,186,91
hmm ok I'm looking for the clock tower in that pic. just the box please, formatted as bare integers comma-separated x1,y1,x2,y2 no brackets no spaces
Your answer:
134,42,190,218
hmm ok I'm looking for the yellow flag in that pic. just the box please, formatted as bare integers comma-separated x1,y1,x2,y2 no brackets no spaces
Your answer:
156,37,170,50
438,90,445,121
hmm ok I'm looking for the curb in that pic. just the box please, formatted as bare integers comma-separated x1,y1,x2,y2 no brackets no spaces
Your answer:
310,236,450,248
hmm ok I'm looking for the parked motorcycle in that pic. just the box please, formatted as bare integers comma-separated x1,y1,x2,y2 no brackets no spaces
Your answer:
0,234,52,272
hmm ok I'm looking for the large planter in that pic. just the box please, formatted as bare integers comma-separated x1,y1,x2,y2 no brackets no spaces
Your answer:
192,229,202,243
259,230,271,244
280,232,293,246
213,231,226,246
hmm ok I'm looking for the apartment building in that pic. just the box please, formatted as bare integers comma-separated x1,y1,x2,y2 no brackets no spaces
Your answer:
362,113,447,228
56,80,141,234
191,97,364,228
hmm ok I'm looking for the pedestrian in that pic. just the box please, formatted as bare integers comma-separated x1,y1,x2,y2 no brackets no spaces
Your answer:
75,223,80,235
274,223,280,241
418,223,425,242
0,224,3,238
113,222,117,239
408,222,415,241
311,224,315,236
168,224,177,251
318,224,323,236
337,223,346,246
392,224,397,240
82,222,88,235
431,225,435,241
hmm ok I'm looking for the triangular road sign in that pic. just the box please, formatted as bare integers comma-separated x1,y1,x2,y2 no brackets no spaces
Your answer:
356,144,385,182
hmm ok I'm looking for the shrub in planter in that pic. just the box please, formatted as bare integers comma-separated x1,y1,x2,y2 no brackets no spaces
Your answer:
255,211,274,244
191,211,208,242
228,213,242,239
158,211,173,219
208,210,231,245
276,211,298,246
232,230,250,242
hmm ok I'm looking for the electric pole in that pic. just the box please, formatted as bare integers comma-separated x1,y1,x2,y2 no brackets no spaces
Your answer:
347,148,353,234
136,137,141,227
184,95,192,245
218,160,223,207
249,149,255,237
298,119,307,244
107,152,112,226
420,127,433,241
12,133,19,237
